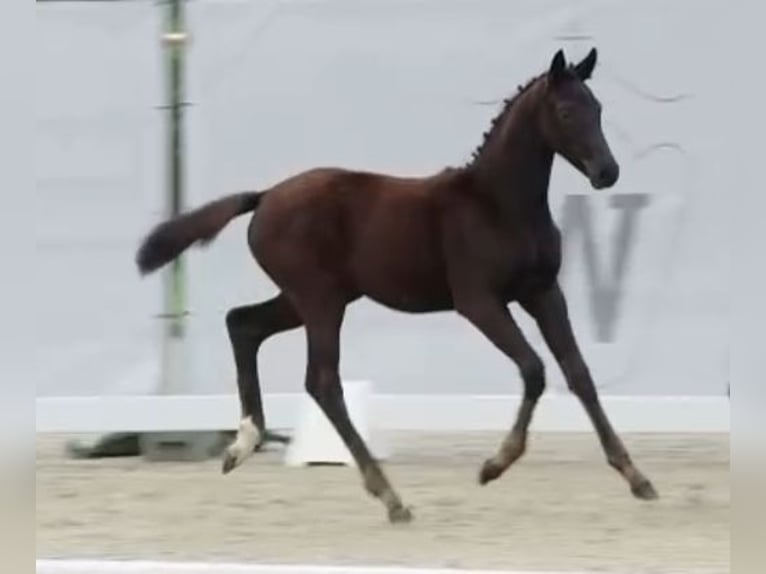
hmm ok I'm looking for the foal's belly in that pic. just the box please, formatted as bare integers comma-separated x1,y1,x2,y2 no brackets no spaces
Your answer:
361,278,454,313
348,230,453,313
350,253,454,313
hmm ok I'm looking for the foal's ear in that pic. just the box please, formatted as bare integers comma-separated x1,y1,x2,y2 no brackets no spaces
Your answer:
548,49,567,85
574,47,598,81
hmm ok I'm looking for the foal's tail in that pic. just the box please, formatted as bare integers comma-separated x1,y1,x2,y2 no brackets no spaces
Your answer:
135,191,263,275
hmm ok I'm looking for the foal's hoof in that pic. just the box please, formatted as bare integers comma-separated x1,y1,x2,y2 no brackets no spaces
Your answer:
221,443,255,475
478,458,505,485
221,450,239,475
388,505,414,524
631,479,659,501
221,417,261,475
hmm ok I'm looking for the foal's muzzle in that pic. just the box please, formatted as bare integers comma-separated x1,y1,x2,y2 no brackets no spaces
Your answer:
587,160,620,189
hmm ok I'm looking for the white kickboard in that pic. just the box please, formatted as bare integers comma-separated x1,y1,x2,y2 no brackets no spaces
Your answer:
284,380,388,467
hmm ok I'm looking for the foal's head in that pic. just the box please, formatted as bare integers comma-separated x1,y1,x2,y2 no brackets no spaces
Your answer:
539,48,619,189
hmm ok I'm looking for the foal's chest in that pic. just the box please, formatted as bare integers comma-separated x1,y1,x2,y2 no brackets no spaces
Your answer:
500,226,562,298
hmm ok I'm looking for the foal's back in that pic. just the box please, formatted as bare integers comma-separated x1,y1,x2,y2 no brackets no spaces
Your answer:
250,167,465,312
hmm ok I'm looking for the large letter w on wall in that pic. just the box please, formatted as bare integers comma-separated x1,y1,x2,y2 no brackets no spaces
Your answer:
559,193,650,343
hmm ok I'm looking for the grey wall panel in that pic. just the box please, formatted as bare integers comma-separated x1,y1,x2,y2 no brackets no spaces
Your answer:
36,0,739,398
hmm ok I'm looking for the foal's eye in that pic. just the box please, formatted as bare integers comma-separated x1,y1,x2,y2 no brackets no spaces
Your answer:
558,105,574,122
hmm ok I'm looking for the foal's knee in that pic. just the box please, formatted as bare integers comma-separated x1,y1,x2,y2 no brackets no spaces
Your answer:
304,368,321,400
562,356,597,403
519,356,545,400
305,364,341,402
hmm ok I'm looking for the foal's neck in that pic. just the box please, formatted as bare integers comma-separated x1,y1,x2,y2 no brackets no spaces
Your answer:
470,88,554,222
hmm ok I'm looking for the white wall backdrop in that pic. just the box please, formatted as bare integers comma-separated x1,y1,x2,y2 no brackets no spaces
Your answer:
35,0,735,401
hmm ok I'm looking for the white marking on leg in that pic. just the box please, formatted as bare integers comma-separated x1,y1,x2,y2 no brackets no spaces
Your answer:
226,416,261,467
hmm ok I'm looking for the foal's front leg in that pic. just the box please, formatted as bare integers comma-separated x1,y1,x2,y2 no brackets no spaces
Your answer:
522,282,658,500
454,294,546,485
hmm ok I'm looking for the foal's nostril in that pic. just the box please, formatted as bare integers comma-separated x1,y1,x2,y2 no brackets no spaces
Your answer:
596,163,619,187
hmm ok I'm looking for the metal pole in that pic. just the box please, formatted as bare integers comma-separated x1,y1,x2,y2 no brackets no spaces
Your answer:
156,0,190,404
162,0,187,351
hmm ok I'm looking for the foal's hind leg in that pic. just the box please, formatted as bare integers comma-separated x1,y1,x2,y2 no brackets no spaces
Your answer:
222,294,302,474
297,294,411,523
523,283,658,500
453,294,546,485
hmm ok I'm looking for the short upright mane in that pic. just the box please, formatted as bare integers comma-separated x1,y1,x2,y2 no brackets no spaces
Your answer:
465,72,545,167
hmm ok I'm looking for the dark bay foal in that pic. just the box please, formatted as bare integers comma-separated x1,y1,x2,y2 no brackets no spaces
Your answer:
136,48,657,523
